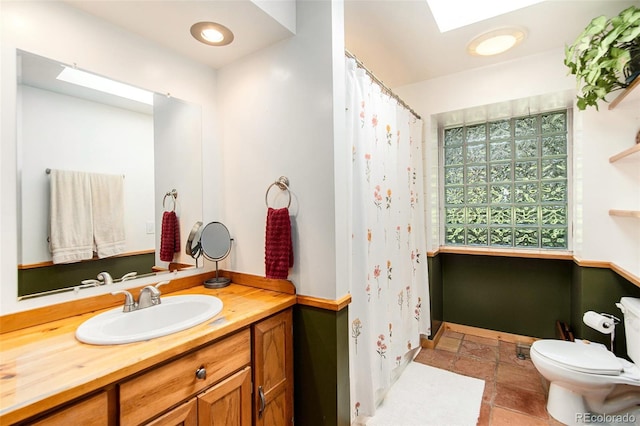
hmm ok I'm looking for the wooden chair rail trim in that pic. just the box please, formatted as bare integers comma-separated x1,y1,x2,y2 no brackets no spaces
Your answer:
296,293,352,311
428,247,639,288
610,263,640,288
0,271,294,334
573,258,640,288
572,257,611,268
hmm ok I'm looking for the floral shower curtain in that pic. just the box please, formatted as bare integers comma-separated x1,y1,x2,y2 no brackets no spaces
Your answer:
346,57,431,422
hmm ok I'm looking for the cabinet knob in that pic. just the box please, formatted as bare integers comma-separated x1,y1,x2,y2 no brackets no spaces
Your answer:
195,366,206,380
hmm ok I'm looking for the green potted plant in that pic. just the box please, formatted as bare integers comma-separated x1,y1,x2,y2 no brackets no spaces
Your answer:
565,5,640,110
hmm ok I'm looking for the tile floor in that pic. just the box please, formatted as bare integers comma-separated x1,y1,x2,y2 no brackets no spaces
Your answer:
414,329,565,426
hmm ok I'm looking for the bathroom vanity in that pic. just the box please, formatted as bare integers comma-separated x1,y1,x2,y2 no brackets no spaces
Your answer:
0,274,296,425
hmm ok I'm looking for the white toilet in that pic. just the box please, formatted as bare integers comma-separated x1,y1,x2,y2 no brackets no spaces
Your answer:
531,297,640,426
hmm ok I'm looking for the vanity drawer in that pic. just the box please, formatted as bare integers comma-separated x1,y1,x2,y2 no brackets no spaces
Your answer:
119,329,251,425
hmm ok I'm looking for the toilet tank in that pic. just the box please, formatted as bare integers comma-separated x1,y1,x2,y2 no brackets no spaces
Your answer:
620,297,640,364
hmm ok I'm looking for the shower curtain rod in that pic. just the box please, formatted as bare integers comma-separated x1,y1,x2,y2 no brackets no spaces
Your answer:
345,49,421,120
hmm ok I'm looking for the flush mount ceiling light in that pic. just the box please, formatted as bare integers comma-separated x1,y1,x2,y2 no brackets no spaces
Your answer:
467,28,526,56
190,22,234,46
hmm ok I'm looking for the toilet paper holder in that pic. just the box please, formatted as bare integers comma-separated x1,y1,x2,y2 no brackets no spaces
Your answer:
600,312,620,330
583,311,620,352
598,313,620,328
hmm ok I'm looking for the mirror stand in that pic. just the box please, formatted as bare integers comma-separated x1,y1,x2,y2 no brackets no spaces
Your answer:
204,261,230,289
200,222,232,289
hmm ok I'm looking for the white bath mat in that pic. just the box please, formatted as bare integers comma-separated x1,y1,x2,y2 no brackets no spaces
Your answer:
366,361,485,426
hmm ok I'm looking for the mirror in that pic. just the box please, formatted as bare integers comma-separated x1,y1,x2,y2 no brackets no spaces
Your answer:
16,50,203,299
200,222,232,289
186,221,204,262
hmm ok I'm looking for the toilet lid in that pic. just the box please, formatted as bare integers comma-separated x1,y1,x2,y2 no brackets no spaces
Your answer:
533,340,623,375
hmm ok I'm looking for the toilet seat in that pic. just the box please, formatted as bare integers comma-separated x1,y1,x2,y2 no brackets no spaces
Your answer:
532,340,623,376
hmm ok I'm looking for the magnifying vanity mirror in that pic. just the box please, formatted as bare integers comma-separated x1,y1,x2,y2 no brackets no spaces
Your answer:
16,50,203,299
200,222,232,289
186,221,204,264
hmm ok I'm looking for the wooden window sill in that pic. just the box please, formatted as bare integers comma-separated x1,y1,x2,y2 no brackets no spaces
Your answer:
433,246,573,260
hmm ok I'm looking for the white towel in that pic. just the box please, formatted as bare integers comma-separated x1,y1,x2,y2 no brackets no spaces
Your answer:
90,172,125,258
49,170,94,264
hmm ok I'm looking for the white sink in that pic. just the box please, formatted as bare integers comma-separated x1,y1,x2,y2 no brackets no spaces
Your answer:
76,295,223,345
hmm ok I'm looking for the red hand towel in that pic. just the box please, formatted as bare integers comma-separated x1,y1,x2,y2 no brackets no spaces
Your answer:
160,211,180,262
265,207,293,279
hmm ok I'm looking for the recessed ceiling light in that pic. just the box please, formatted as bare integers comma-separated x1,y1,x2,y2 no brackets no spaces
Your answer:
190,22,234,46
467,28,526,56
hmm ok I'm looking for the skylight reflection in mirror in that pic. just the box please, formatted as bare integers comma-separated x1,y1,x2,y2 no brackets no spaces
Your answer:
426,0,545,32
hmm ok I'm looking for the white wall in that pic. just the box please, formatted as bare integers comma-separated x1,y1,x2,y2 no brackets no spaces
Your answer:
395,48,640,279
19,85,155,265
1,1,219,314
574,98,640,276
217,0,346,299
153,95,203,268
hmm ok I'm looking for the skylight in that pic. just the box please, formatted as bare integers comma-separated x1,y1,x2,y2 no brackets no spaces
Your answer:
57,67,154,105
427,0,544,32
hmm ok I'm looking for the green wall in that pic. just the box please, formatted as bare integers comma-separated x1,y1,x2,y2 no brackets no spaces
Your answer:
431,253,640,358
427,255,443,336
441,254,573,338
571,264,640,358
18,252,155,296
293,304,350,426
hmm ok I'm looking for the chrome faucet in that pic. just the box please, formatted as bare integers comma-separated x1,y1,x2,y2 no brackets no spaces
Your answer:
111,281,169,312
120,272,138,282
111,290,136,312
81,279,101,288
97,271,114,286
137,281,169,310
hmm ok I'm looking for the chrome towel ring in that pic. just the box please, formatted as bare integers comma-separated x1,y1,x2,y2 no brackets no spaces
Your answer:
163,189,178,211
265,176,291,208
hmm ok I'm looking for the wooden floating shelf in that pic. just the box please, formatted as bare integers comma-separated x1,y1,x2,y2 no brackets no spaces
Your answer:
609,144,640,163
608,77,640,110
609,209,640,218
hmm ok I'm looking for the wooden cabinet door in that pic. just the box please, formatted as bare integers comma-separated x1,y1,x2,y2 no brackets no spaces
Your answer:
197,366,251,426
252,309,293,426
30,392,110,426
146,398,197,426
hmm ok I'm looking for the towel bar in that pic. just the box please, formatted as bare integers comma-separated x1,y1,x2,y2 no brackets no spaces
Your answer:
163,189,178,211
265,176,291,208
45,168,125,178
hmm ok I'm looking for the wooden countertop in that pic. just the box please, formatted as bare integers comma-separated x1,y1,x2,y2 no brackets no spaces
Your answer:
0,284,297,425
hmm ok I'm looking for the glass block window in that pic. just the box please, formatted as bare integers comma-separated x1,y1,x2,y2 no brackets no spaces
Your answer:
442,111,568,249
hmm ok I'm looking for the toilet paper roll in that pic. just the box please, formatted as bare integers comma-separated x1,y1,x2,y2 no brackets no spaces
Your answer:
583,311,614,334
